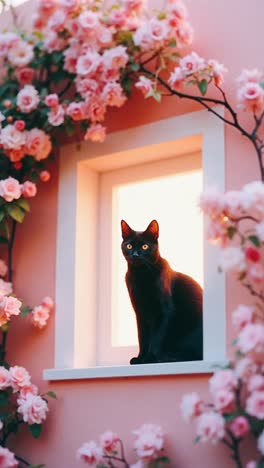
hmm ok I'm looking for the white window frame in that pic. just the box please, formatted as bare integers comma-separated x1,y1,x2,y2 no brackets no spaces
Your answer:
44,106,226,381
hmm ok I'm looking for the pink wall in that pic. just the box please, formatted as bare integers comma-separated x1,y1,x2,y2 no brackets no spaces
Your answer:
1,0,263,466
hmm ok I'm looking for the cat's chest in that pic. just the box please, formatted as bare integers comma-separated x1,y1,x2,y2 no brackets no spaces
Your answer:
127,269,163,309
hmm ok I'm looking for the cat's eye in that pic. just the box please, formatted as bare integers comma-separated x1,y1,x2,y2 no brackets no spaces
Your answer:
126,243,133,250
141,244,149,250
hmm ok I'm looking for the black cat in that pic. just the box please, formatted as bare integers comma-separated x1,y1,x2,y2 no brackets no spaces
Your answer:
121,219,203,364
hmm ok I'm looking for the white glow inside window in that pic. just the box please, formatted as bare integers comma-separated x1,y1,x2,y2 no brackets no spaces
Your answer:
112,169,203,347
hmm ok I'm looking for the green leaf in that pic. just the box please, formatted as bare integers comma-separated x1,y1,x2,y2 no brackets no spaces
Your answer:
248,235,261,247
6,419,19,434
46,391,57,399
194,436,201,444
29,423,42,439
21,306,32,317
227,226,237,240
0,236,8,244
0,210,5,224
16,198,30,212
198,79,208,96
5,204,25,223
0,391,8,407
259,81,264,89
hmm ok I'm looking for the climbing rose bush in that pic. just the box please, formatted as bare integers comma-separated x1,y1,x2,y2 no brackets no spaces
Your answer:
77,424,169,467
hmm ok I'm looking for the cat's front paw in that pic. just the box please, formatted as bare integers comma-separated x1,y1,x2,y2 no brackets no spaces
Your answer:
130,356,143,365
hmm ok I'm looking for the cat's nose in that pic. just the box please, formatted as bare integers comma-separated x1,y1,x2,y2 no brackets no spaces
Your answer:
132,251,139,257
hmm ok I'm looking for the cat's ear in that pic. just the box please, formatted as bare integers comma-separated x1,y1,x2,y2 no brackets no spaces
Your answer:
145,220,159,239
121,220,134,239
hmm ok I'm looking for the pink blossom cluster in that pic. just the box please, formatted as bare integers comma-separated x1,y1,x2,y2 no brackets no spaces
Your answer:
167,51,227,92
237,69,264,113
0,365,48,426
0,176,37,202
77,424,166,466
31,296,54,329
0,123,52,163
200,181,264,283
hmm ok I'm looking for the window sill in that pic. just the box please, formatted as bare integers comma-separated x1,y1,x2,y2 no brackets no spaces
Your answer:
43,360,227,381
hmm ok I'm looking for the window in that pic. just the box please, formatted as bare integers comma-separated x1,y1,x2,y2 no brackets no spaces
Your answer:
44,107,226,380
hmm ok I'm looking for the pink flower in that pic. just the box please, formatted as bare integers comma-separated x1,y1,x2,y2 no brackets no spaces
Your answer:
133,24,153,50
40,171,51,182
43,31,66,53
245,246,261,263
149,18,169,43
67,102,85,121
179,52,205,76
133,424,164,461
84,124,106,143
100,431,119,454
45,93,59,108
229,416,250,438
101,82,126,108
213,389,235,412
0,279,12,298
199,187,224,217
103,46,129,70
0,260,7,278
78,10,99,30
19,383,38,399
41,296,54,309
234,357,257,380
0,447,18,468
223,190,244,217
176,22,193,46
75,77,99,99
15,67,34,85
246,391,264,419
135,76,154,97
232,305,254,332
180,392,203,422
22,181,37,198
208,59,227,86
18,394,48,424
237,82,264,113
17,85,40,113
0,367,11,389
237,69,263,85
76,51,101,76
0,294,21,326
242,181,264,217
14,120,26,131
9,366,31,391
209,369,237,394
168,67,186,90
237,323,264,354
0,32,19,57
248,375,264,393
0,177,21,202
26,128,52,161
8,40,34,67
0,125,26,150
31,305,50,329
84,98,106,123
48,104,65,126
130,462,144,468
258,430,264,455
196,412,225,444
76,441,103,466
218,246,245,273
47,10,66,32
